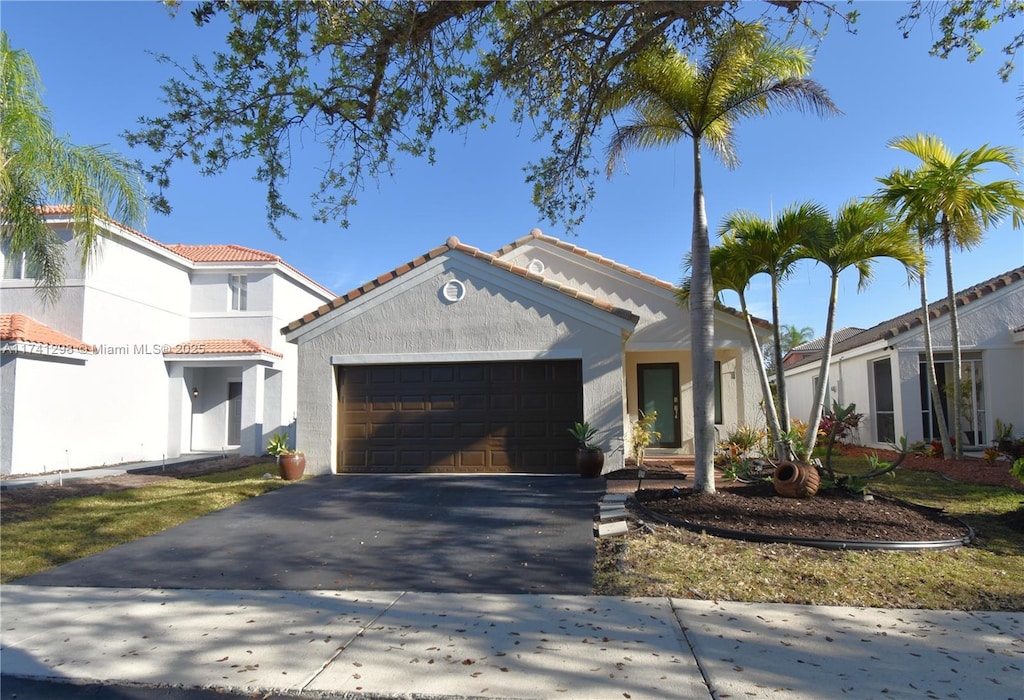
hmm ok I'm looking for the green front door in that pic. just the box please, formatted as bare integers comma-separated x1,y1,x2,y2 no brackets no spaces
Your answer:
637,364,680,448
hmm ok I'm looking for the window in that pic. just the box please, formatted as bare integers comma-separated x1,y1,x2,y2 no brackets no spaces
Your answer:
2,243,41,280
872,358,895,443
714,360,723,425
2,229,70,280
229,274,248,311
919,352,986,445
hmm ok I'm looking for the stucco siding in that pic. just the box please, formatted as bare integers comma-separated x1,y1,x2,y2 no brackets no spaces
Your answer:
293,256,630,475
3,354,108,473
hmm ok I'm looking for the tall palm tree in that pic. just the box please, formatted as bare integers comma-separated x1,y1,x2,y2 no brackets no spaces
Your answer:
878,134,1024,457
1,30,145,303
718,202,830,460
877,169,953,457
679,240,783,453
603,23,839,492
798,199,921,455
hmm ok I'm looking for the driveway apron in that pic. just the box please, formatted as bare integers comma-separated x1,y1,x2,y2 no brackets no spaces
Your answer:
18,474,605,594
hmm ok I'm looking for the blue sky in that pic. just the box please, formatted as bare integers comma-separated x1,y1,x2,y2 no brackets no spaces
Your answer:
3,1,1021,335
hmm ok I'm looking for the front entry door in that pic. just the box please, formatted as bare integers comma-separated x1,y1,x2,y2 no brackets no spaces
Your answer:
637,364,681,448
227,381,242,446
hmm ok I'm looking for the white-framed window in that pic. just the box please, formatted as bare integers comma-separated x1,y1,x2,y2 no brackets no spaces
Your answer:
229,274,248,311
2,244,41,280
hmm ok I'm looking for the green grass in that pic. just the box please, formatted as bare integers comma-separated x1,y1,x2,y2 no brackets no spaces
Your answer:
596,465,1024,611
1,464,287,583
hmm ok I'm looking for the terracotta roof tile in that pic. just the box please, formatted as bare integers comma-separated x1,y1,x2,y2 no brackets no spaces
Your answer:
166,244,281,263
163,339,283,358
0,314,95,352
31,206,332,298
284,235,641,334
495,229,772,330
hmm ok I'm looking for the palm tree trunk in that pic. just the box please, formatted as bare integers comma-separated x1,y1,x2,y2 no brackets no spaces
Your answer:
739,290,782,449
942,221,965,458
690,137,716,494
804,271,839,456
770,270,790,460
920,255,952,458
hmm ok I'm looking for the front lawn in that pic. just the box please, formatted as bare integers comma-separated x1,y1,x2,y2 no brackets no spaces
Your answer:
1,464,286,582
596,460,1024,611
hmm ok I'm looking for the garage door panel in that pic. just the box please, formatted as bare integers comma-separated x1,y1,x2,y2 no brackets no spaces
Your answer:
369,366,399,384
430,394,456,410
338,360,582,473
489,394,516,411
400,395,426,410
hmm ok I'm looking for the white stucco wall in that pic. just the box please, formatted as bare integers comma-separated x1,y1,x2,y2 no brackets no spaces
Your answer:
289,253,633,475
2,353,103,473
784,277,1024,449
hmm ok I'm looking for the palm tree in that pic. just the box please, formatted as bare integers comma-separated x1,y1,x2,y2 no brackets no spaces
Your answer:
718,202,830,460
679,240,783,454
878,134,1024,457
876,170,954,457
779,325,816,359
798,199,921,455
1,30,145,303
603,23,839,492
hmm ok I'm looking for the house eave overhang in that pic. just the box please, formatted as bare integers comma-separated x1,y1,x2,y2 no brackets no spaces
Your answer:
495,231,773,332
162,352,280,367
284,238,639,343
0,341,93,361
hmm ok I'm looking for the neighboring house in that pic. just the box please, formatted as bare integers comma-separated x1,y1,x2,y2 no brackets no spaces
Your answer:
781,327,864,370
0,207,334,475
284,229,773,475
783,266,1024,450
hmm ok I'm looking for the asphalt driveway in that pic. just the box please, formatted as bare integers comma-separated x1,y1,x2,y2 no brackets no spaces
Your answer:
18,474,605,594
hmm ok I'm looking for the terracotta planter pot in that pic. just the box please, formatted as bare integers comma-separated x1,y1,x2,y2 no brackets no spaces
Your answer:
577,447,605,478
278,453,306,481
773,461,820,498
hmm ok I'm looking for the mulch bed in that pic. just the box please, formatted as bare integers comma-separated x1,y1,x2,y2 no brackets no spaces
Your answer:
608,447,1022,542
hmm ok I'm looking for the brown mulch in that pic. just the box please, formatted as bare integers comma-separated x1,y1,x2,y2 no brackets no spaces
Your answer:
610,447,1023,543
0,456,271,521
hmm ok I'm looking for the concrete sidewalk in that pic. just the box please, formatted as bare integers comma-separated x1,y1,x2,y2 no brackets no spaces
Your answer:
0,454,237,490
2,586,1020,699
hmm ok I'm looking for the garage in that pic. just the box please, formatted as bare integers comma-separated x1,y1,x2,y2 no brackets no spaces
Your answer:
337,360,583,473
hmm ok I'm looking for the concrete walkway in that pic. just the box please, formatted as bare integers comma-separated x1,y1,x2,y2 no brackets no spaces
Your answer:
1,585,1020,699
0,454,234,490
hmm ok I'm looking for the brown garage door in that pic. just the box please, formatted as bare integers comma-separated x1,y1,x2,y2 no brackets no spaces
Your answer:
337,360,583,473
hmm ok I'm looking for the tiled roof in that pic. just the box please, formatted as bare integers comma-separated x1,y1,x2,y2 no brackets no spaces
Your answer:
496,229,772,330
785,266,1024,370
166,244,281,263
0,314,95,352
163,339,283,358
32,206,331,298
789,327,866,353
285,235,641,334
34,205,184,259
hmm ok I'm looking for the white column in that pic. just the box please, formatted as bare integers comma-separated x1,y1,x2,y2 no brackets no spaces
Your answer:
240,363,265,456
166,363,187,458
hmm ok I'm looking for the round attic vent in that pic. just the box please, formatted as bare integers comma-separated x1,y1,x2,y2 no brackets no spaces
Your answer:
527,259,545,274
442,279,466,302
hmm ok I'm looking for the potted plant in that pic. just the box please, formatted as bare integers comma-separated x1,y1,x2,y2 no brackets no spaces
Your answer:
267,432,306,481
568,421,604,478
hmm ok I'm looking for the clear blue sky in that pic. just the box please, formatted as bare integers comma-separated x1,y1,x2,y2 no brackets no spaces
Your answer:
3,1,1021,335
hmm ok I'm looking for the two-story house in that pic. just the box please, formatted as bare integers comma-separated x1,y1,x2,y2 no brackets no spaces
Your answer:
1,207,334,475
